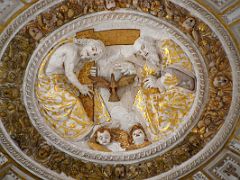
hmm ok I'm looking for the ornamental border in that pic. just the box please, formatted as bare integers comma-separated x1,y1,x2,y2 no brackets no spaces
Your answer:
23,10,207,163
0,0,239,179
150,0,240,179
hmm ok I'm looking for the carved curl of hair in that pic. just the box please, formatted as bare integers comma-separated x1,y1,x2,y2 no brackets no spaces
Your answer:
74,38,105,60
74,38,105,49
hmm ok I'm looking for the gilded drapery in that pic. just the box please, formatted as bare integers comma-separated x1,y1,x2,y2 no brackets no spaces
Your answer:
134,40,195,141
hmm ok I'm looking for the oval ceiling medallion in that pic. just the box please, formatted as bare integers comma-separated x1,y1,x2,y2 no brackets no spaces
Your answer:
0,0,239,179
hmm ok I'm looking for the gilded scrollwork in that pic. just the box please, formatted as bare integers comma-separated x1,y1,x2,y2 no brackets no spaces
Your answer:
0,0,236,179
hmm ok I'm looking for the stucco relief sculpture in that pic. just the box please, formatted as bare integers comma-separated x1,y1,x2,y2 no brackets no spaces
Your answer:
0,0,237,179
36,38,108,140
36,34,196,152
131,37,195,141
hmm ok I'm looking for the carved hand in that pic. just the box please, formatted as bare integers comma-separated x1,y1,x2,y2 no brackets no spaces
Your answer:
143,75,158,89
114,62,136,75
79,84,93,98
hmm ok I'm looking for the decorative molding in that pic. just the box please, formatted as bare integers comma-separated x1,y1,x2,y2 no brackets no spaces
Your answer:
2,170,21,180
229,139,240,154
0,0,239,179
204,151,240,180
0,0,64,58
0,0,24,24
0,152,8,167
0,165,36,180
223,6,240,24
193,171,209,180
23,10,207,163
150,0,240,178
231,23,240,45
0,125,64,180
203,0,238,12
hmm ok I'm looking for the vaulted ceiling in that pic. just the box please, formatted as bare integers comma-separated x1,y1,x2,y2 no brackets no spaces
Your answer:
0,1,240,180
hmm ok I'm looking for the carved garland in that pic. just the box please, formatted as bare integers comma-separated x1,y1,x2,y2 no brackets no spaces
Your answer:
0,0,238,179
23,11,207,162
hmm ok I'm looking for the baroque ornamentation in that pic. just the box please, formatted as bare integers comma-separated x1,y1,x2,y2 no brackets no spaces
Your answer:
0,0,239,179
22,11,208,164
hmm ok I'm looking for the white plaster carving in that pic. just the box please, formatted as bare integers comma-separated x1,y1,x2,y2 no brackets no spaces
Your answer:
211,0,233,6
46,39,105,96
0,152,8,167
193,171,209,180
23,10,207,163
213,156,240,179
0,0,239,179
204,151,240,180
229,139,240,153
2,170,21,180
0,0,24,24
203,0,238,12
231,23,240,46
149,0,240,179
223,7,240,24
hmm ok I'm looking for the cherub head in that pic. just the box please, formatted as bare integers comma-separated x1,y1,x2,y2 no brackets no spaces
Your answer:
27,22,43,41
133,36,161,67
129,124,147,145
105,0,116,9
94,127,112,145
213,75,229,88
182,17,196,31
75,39,105,61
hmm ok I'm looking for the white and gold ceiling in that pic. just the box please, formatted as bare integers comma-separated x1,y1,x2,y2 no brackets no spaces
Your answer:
0,0,240,180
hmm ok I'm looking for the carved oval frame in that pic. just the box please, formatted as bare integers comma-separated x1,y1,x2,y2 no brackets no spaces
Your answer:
22,10,207,163
0,0,239,179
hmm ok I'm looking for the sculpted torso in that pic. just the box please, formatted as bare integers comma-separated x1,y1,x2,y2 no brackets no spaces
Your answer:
44,39,105,96
45,43,80,76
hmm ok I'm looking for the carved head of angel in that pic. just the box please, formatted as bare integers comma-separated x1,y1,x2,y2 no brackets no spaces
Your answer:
213,75,229,88
133,36,161,67
105,0,116,9
129,124,147,145
182,17,196,31
27,23,43,41
95,127,112,145
74,38,105,61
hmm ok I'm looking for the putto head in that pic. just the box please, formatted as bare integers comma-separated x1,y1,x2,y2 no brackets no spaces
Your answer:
213,75,229,88
129,124,147,145
27,22,43,41
94,127,112,146
182,17,196,31
105,0,116,10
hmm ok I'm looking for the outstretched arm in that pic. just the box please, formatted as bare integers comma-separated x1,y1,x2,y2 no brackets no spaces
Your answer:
64,53,93,97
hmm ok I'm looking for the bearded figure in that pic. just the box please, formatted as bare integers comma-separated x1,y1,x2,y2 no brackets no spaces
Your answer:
132,37,195,141
36,38,110,141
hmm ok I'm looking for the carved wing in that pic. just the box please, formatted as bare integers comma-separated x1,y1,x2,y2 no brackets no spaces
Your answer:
88,76,110,88
117,74,136,87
